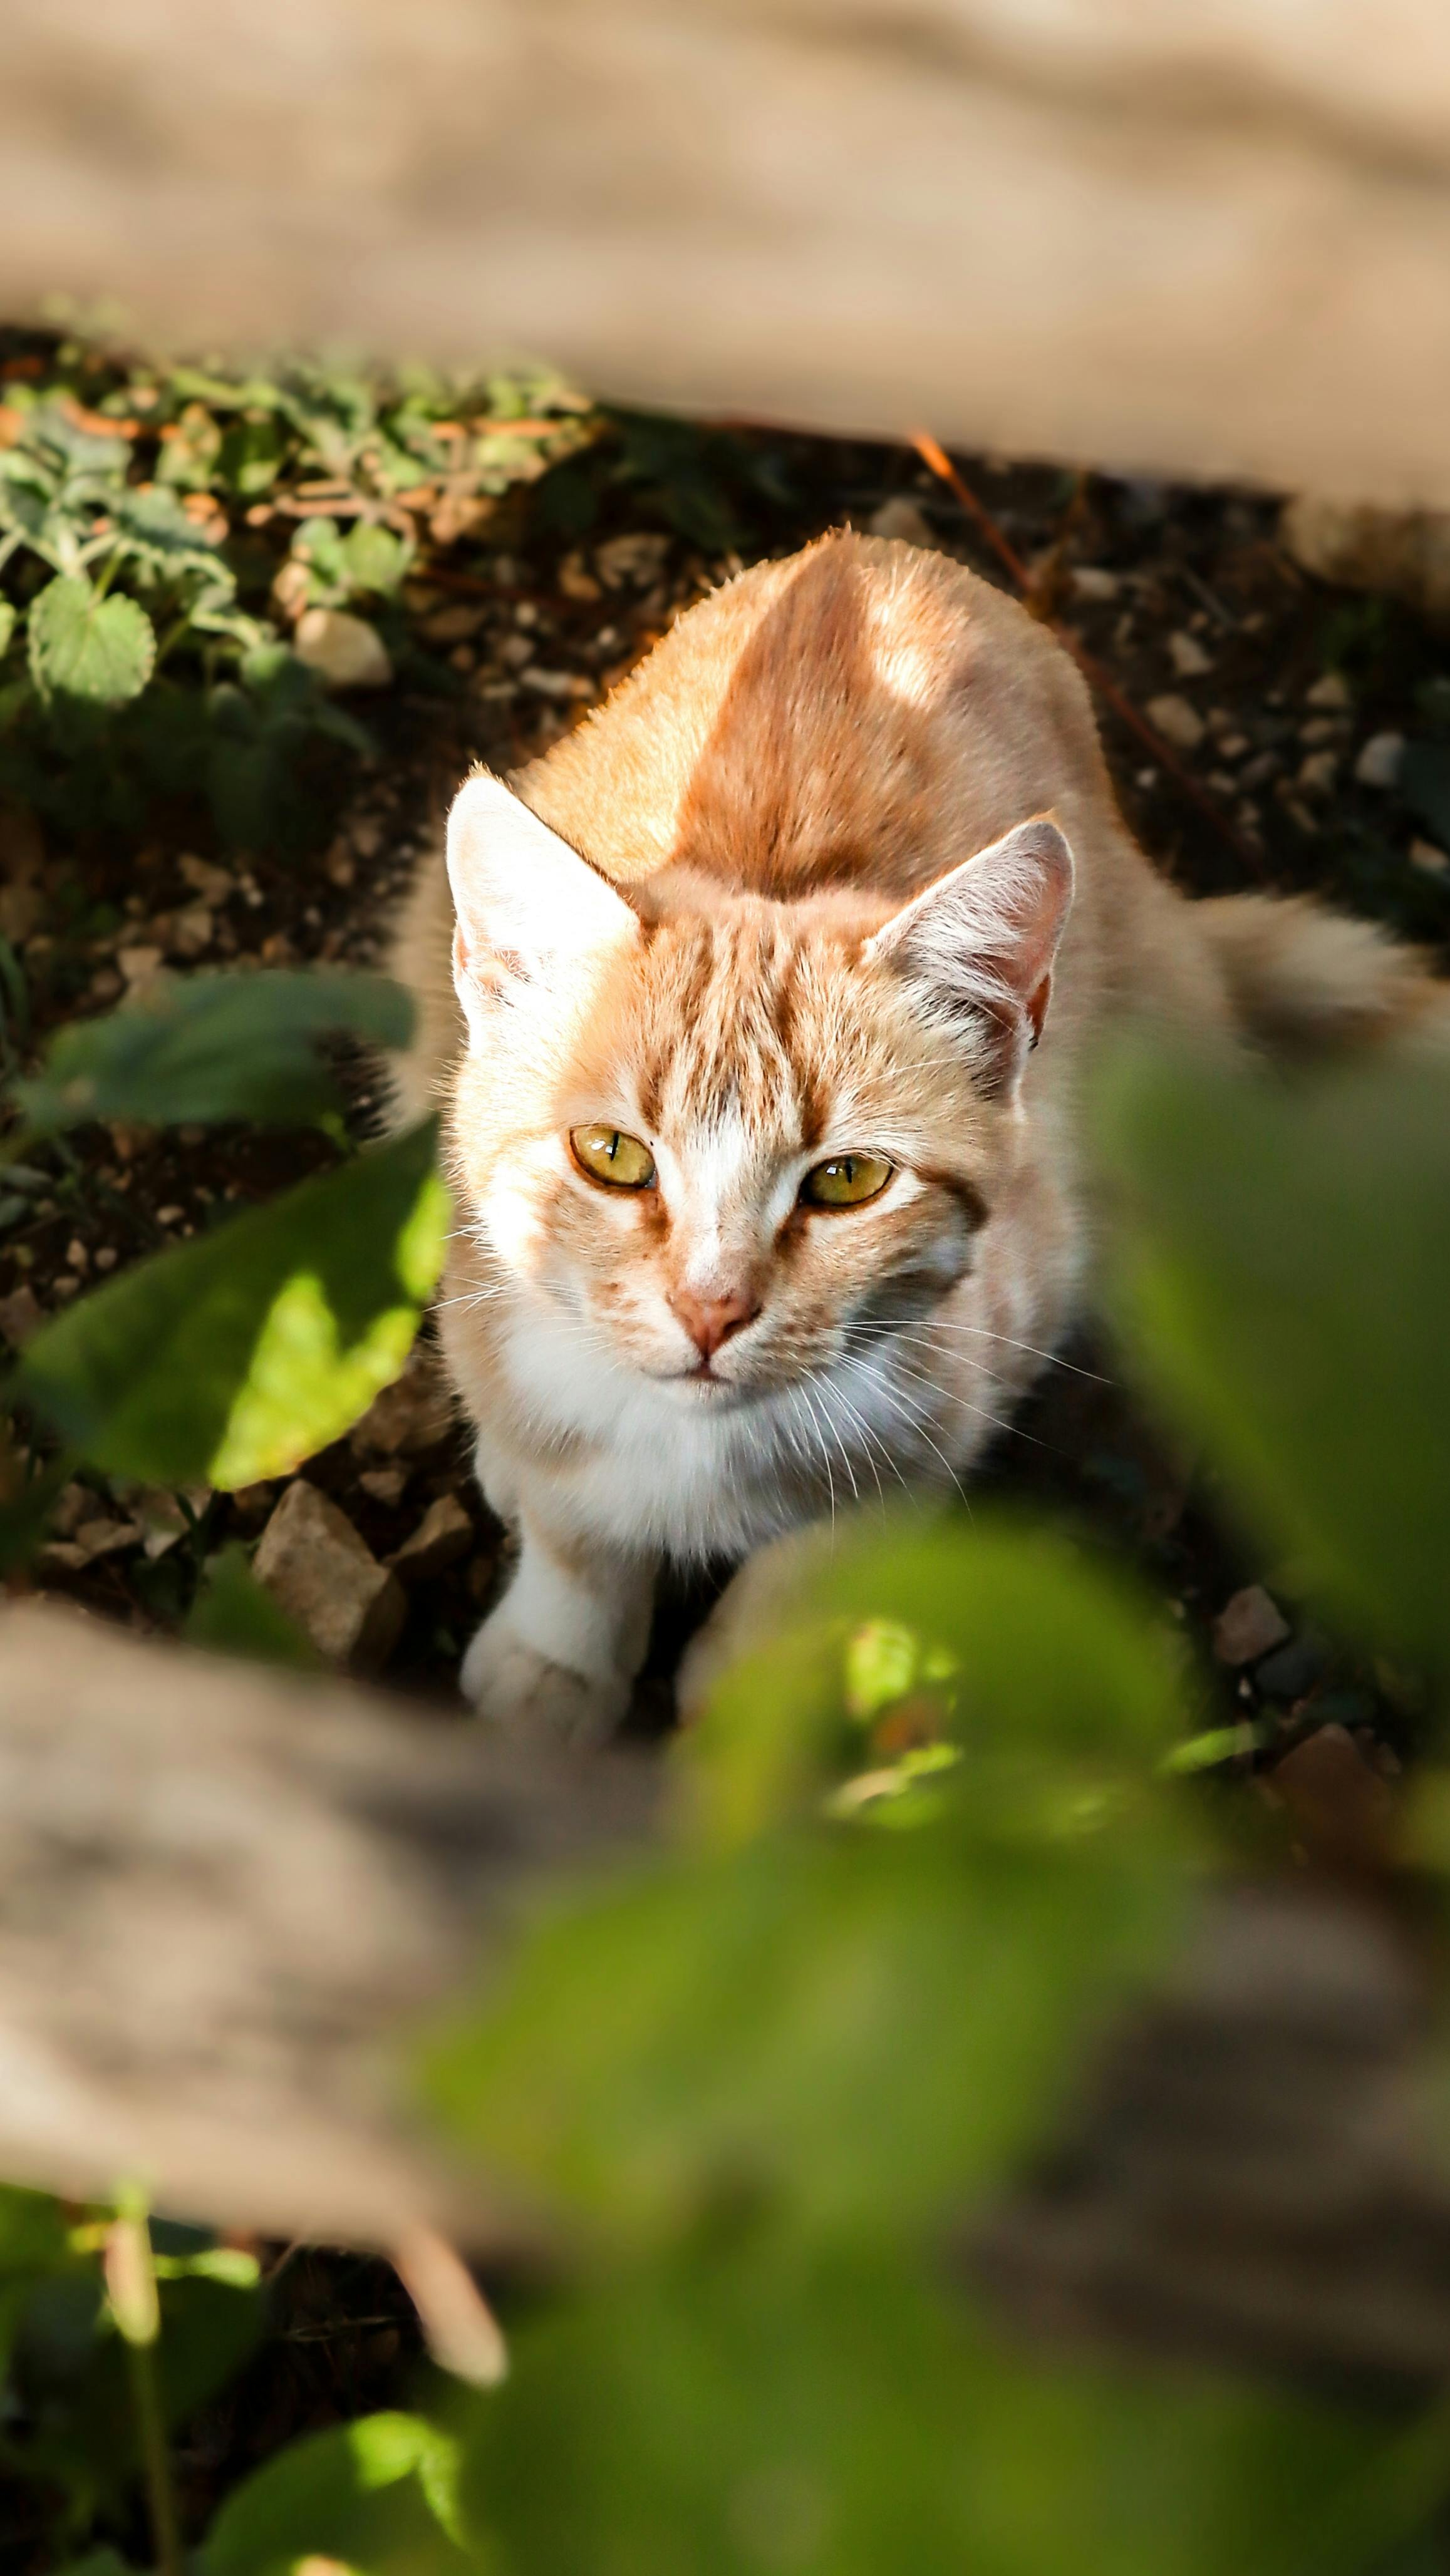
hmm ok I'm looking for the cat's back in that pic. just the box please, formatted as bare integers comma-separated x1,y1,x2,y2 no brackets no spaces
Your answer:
519,530,1122,908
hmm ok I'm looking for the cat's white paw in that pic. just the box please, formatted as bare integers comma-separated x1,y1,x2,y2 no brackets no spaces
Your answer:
460,1613,630,1743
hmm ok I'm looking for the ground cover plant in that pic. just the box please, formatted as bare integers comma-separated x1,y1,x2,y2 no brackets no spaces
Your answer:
0,326,1448,2574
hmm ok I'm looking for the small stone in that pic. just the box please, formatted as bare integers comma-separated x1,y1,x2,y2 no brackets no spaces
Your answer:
1168,630,1213,678
127,1491,190,1558
0,1285,41,1346
93,1247,117,1272
63,1237,89,1274
253,1480,405,1669
1354,731,1405,788
358,1466,410,1507
71,1515,142,1561
294,607,393,692
866,498,935,549
1145,693,1206,753
166,902,214,959
35,1540,90,1577
594,532,670,589
155,1205,185,1227
1297,750,1339,796
117,945,163,989
519,666,594,703
1218,731,1250,760
51,1481,100,1538
1255,1630,1329,1703
419,602,490,644
1305,670,1352,711
179,853,236,905
557,550,603,601
388,1492,474,1582
1213,1584,1292,1666
1409,837,1450,877
1069,565,1119,603
350,1345,455,1457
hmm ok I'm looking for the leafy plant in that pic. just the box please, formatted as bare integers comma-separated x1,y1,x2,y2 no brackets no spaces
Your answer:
0,340,595,846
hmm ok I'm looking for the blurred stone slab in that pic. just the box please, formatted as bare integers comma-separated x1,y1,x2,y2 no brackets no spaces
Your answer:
6,3,1450,502
0,1600,653,2249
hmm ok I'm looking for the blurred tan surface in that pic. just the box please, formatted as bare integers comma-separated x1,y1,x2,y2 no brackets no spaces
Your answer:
0,1601,654,2247
5,2,1450,502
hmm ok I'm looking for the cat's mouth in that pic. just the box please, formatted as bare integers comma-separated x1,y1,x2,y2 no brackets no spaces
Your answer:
656,1361,759,1404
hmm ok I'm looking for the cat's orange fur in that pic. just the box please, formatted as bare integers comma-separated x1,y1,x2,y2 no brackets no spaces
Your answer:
391,532,1438,1736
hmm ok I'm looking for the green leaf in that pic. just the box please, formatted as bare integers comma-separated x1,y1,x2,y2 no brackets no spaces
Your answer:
465,2238,1438,2576
431,1815,1185,2246
217,415,287,497
28,575,155,708
678,1519,1188,1852
0,601,16,658
204,2412,471,2576
1100,1048,1450,1674
343,520,411,597
18,969,413,1133
18,1120,447,1488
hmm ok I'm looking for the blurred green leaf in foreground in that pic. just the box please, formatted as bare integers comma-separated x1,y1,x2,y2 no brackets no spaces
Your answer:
1100,1046,1450,1677
17,1118,446,1488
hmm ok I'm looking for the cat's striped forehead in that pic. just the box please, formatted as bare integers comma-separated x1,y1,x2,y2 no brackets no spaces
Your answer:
621,905,857,1151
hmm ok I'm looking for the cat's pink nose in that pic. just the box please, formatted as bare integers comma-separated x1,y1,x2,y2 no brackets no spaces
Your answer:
670,1285,761,1361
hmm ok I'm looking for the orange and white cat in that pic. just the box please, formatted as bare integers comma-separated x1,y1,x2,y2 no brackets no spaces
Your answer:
392,531,1435,1736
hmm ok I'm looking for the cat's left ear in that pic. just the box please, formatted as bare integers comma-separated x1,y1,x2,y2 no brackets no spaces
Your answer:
866,817,1074,1097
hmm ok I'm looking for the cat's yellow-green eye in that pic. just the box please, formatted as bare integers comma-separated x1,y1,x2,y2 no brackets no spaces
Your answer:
800,1153,894,1209
571,1125,656,1189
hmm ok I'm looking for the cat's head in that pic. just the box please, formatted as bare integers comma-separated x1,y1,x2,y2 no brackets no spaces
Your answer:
443,771,1072,1408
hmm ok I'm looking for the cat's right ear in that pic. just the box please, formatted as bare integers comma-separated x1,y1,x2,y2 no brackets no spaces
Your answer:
445,771,640,1040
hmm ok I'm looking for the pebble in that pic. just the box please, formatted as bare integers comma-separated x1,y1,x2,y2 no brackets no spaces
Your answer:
166,902,214,958
1255,1629,1328,1703
1410,838,1449,877
349,1344,455,1458
594,532,670,589
253,1480,405,1670
1070,565,1120,603
1354,731,1405,789
1304,669,1352,711
1297,750,1339,796
1213,1584,1291,1666
117,945,163,989
1168,630,1213,678
866,498,936,550
294,607,393,692
388,1493,474,1582
179,854,236,905
1145,693,1205,753
520,666,594,703
358,1466,410,1508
